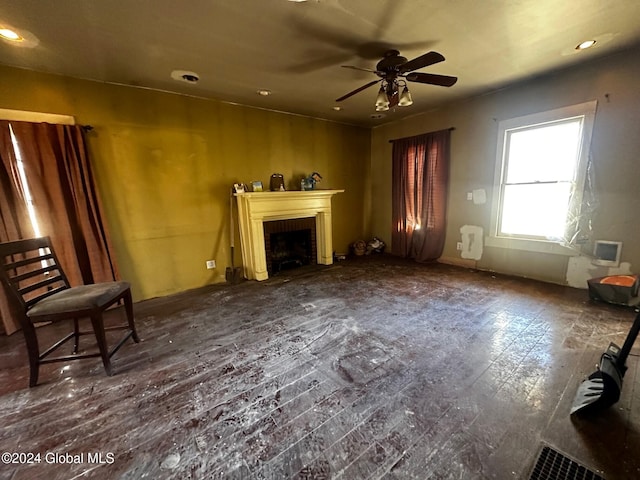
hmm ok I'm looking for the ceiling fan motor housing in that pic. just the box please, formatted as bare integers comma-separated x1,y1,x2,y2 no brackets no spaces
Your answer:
376,50,407,73
385,81,398,97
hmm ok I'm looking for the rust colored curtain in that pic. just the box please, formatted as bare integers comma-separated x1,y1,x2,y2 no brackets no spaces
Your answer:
391,129,451,262
0,121,119,335
0,122,36,334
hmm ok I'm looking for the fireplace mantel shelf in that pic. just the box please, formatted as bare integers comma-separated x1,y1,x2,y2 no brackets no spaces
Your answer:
235,190,344,280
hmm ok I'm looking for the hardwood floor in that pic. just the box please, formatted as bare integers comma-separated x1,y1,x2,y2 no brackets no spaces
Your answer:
1,256,638,479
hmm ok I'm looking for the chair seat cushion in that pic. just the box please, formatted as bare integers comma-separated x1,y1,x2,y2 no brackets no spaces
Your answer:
27,281,131,318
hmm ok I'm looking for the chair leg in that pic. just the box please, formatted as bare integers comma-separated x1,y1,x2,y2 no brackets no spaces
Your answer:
90,314,113,376
73,318,80,354
21,322,40,388
123,288,140,343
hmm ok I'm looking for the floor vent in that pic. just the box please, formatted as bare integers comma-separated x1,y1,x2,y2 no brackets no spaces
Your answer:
529,446,605,480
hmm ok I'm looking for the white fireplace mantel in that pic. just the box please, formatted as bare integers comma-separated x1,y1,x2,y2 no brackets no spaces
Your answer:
235,190,344,281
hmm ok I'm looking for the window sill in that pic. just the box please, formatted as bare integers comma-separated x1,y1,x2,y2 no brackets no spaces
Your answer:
484,236,578,256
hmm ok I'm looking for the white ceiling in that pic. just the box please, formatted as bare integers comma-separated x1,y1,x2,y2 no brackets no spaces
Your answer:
1,0,640,127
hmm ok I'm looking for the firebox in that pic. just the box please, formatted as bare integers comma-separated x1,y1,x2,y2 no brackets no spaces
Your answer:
263,218,316,275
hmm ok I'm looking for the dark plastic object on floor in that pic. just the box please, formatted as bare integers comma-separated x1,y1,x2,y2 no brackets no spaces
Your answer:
587,274,639,307
571,309,640,415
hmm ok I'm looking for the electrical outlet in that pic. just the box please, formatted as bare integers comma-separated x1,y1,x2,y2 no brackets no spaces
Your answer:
456,242,463,251
206,260,216,269
466,192,473,201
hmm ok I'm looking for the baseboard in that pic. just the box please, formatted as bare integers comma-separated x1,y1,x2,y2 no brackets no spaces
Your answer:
438,256,477,269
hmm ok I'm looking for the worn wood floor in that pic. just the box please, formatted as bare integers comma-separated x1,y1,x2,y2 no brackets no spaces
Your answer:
0,256,639,479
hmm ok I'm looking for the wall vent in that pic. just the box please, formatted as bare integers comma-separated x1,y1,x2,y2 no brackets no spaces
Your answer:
593,240,622,267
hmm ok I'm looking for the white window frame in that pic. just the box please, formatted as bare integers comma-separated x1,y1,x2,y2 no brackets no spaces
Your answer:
0,108,75,125
486,101,597,255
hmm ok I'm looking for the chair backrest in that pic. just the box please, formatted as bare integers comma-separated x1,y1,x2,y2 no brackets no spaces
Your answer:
0,236,71,314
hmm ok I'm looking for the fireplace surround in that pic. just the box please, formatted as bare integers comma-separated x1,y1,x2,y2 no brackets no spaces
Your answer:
235,190,344,280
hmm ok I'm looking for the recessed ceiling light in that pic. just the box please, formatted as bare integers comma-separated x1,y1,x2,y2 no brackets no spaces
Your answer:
576,40,596,50
0,26,38,47
0,28,22,41
332,106,342,111
257,89,272,96
562,33,615,57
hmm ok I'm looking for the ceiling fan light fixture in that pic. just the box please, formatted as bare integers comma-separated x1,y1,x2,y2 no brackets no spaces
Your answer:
398,86,413,107
375,104,389,112
375,86,389,108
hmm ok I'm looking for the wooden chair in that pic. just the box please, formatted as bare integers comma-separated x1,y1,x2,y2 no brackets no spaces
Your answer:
0,236,139,387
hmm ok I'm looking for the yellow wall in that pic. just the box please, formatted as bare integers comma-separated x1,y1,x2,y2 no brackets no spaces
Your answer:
370,47,640,286
0,66,370,300
2,45,638,297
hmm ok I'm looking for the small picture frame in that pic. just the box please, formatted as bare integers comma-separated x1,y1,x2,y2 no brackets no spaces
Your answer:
233,183,246,193
251,181,263,192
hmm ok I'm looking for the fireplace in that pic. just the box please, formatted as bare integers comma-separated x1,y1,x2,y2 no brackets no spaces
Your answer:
264,218,316,275
235,190,343,280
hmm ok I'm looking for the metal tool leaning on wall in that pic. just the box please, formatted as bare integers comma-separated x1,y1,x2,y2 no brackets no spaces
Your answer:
226,186,243,284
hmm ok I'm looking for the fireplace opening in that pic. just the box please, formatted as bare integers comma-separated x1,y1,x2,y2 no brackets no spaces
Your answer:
264,218,317,275
270,230,311,273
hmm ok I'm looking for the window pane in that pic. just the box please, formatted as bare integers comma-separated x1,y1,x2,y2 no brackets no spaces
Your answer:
500,183,572,238
9,124,42,237
505,120,582,184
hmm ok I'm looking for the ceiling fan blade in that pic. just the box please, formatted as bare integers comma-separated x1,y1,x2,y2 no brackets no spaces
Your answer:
406,72,458,87
400,51,445,73
341,65,379,74
287,52,354,74
336,80,380,102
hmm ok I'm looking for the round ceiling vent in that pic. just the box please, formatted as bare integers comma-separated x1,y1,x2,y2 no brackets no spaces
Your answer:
171,70,200,84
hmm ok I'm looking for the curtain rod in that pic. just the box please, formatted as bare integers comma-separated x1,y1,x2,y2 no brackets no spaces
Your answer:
388,127,455,143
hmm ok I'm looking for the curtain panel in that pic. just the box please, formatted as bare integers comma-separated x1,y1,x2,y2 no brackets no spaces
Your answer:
391,128,451,262
0,121,119,335
0,122,36,335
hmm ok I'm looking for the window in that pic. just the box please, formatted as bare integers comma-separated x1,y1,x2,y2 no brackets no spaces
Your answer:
9,124,42,237
487,101,597,254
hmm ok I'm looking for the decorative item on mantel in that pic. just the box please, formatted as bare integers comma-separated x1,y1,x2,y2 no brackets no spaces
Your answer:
301,172,322,191
270,173,285,191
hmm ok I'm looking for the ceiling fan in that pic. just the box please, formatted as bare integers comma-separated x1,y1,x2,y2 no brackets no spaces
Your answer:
336,50,458,110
